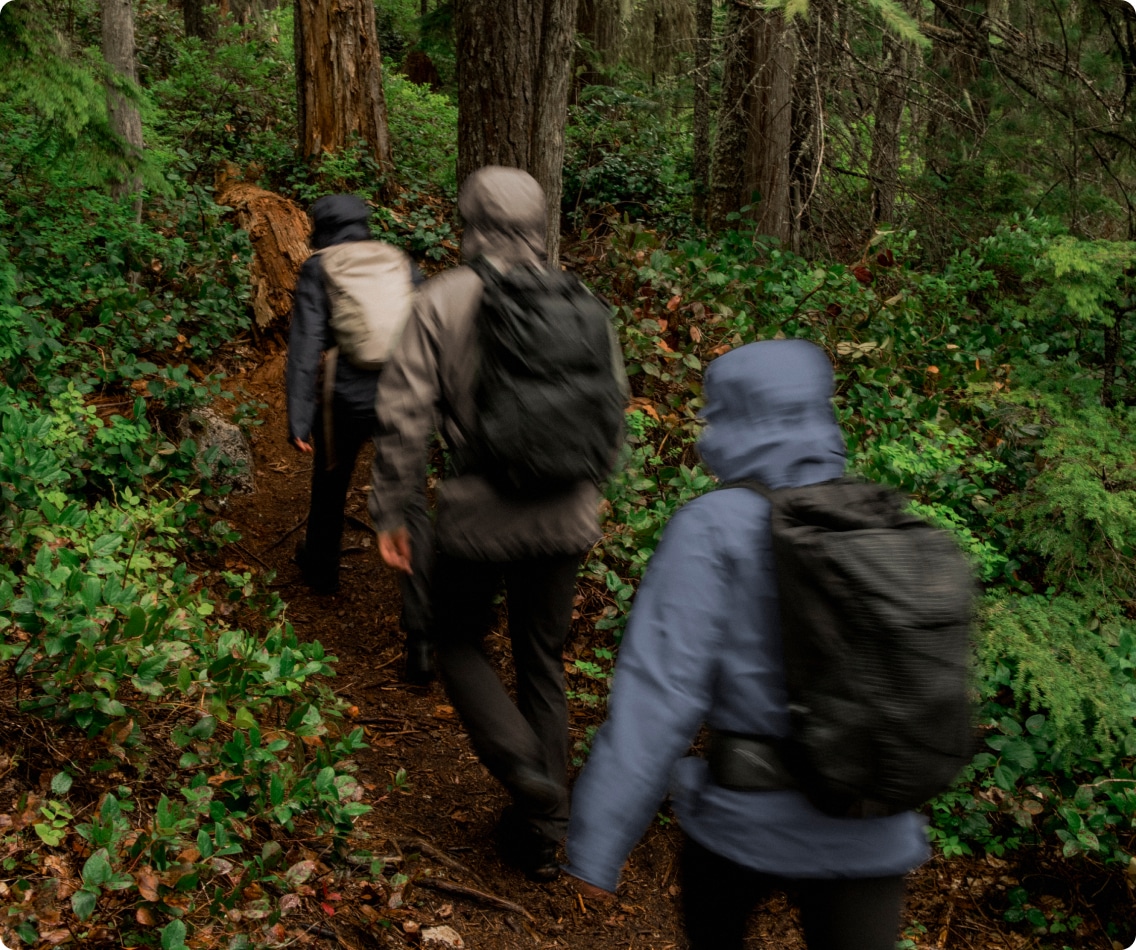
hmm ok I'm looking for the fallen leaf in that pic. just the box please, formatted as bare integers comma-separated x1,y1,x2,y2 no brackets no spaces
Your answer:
135,868,160,902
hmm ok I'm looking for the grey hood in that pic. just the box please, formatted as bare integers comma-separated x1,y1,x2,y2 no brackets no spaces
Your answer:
309,194,371,249
458,165,546,269
698,339,846,487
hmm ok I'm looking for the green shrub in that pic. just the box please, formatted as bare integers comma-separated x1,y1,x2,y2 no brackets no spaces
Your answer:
384,70,458,194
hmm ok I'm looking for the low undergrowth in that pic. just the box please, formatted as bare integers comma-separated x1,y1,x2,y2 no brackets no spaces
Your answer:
572,214,1136,942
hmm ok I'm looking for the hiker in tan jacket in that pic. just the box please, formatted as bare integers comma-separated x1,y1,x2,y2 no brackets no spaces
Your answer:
369,166,625,881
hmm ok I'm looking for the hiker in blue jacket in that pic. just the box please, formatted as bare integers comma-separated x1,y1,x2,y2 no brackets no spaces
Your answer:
564,339,929,950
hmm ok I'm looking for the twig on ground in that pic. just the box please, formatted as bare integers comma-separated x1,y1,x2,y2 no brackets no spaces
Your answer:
414,876,535,923
345,514,375,535
262,515,308,554
234,540,272,571
397,839,474,876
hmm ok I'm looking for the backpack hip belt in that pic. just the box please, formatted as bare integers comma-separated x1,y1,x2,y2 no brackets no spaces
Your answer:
708,733,896,817
707,733,796,792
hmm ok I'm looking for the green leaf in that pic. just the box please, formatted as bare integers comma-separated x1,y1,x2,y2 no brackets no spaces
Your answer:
71,887,98,921
82,849,112,887
50,772,73,795
79,575,102,613
124,605,147,639
233,706,257,730
89,533,123,557
95,695,128,717
161,919,188,950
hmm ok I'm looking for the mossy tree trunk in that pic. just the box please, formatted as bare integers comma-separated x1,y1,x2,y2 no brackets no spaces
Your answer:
100,0,144,209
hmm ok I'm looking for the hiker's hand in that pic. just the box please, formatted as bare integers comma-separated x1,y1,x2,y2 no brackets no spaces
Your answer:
292,437,314,454
565,873,614,903
379,527,413,574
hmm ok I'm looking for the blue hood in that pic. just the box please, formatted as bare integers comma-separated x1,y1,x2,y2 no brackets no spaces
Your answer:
698,339,846,487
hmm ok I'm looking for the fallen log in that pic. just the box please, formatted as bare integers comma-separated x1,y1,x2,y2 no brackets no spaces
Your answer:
214,163,311,329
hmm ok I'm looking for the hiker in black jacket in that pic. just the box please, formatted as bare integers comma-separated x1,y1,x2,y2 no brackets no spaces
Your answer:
286,194,434,684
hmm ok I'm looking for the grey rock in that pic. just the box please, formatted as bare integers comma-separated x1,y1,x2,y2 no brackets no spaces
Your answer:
177,408,255,494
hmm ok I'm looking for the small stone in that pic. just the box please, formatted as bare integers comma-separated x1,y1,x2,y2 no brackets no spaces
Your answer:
421,925,465,948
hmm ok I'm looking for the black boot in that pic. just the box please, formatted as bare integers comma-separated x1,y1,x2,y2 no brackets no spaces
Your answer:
293,542,339,596
495,805,561,883
403,632,435,686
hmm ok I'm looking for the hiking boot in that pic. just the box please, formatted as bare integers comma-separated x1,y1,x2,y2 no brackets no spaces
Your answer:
404,633,435,686
495,806,561,883
293,542,339,596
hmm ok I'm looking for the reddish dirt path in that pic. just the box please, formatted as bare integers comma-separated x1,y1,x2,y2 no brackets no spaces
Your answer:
218,340,1105,950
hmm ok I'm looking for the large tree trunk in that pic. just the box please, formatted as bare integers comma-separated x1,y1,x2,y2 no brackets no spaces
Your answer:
708,2,752,231
455,0,577,262
744,10,794,244
295,0,393,177
182,0,216,41
101,0,144,206
576,0,622,88
868,30,908,227
691,0,712,224
708,4,794,244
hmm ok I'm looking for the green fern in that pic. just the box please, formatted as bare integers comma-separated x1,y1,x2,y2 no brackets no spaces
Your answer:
978,594,1136,758
764,0,929,47
1002,402,1136,597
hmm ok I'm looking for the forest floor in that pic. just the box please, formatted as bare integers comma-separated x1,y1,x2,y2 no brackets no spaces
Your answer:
214,338,1130,950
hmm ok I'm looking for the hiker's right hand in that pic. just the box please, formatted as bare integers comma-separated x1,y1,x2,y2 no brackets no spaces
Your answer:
292,437,314,454
379,527,413,574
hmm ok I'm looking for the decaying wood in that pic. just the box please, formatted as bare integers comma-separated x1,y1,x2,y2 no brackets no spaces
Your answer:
214,165,311,328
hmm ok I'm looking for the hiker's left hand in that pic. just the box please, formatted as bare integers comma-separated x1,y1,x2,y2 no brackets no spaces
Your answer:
292,437,314,454
379,527,412,574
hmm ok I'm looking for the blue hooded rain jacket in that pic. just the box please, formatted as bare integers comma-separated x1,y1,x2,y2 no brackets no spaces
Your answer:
564,339,930,893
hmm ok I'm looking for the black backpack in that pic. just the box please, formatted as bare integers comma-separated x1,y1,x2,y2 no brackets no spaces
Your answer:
734,478,976,816
465,259,624,496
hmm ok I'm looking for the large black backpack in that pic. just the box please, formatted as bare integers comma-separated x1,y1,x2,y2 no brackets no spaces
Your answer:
735,478,976,816
466,259,624,496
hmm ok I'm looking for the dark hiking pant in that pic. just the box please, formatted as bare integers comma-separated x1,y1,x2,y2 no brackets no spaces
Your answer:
680,835,906,950
430,550,581,841
304,395,433,636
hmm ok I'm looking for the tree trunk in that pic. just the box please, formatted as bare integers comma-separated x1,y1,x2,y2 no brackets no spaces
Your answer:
691,0,712,224
295,0,394,177
182,0,216,42
576,0,621,88
100,0,144,205
232,0,277,22
455,0,577,262
421,0,429,16
868,29,908,226
708,2,752,230
709,4,794,243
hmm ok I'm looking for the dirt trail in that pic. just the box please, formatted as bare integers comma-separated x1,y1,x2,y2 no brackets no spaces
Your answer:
221,340,1041,950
